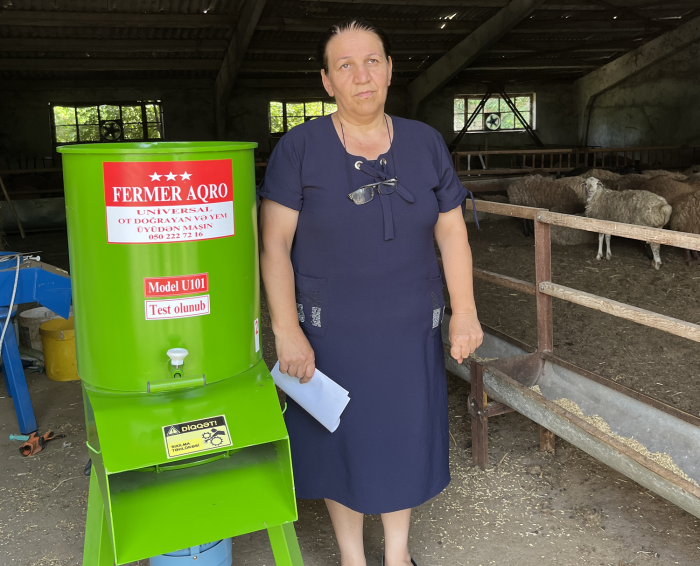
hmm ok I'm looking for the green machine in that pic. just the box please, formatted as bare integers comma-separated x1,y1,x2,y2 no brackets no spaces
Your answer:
57,141,304,566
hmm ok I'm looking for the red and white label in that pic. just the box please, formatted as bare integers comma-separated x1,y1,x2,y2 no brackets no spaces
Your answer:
144,273,209,298
254,318,260,352
145,295,211,320
103,159,234,244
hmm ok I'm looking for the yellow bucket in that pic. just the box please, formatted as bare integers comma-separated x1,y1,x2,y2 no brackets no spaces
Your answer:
39,317,80,382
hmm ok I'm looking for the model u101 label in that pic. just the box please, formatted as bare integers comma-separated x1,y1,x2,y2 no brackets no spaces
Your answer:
103,159,234,244
144,273,209,297
162,415,232,459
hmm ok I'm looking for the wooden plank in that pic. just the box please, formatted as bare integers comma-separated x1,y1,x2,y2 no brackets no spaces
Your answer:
257,16,479,33
469,60,598,70
0,11,232,28
407,0,546,114
465,198,544,220
540,426,556,453
473,268,537,295
0,38,228,52
539,281,700,343
457,168,575,175
452,144,687,157
535,221,553,352
0,59,221,71
247,40,454,55
536,210,700,251
215,0,268,140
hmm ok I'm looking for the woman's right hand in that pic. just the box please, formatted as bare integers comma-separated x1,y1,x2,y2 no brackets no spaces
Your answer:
276,328,316,383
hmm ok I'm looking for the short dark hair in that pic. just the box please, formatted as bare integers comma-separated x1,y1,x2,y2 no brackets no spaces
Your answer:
315,18,392,73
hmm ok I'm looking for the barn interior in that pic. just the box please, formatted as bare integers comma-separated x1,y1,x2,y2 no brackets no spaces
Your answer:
1,1,700,565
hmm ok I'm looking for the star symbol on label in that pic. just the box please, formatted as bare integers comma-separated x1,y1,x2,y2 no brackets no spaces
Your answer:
149,172,162,181
180,171,192,180
165,172,178,181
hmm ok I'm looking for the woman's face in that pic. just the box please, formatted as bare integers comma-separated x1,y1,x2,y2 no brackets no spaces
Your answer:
321,28,392,120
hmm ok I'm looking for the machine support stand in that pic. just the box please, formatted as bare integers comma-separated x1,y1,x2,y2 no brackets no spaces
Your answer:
83,473,115,566
267,523,304,566
1,306,37,434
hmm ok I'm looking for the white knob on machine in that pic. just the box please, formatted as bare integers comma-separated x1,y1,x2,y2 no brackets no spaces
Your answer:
167,348,189,367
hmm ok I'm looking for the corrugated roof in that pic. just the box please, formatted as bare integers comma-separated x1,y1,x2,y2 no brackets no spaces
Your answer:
0,0,695,82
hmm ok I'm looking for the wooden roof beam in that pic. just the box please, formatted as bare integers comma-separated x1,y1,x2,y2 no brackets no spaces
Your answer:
215,0,267,140
407,0,547,117
0,38,229,52
256,16,661,34
575,14,700,144
0,59,221,71
0,10,232,28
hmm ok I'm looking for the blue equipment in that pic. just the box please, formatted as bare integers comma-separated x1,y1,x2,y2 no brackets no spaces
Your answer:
0,253,72,434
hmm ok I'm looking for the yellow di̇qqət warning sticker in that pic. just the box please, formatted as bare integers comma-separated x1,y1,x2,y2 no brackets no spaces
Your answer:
162,415,232,459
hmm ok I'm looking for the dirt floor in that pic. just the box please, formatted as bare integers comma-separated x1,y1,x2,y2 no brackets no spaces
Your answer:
1,228,699,566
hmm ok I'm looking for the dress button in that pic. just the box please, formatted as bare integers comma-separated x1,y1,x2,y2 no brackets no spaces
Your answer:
380,158,387,166
355,161,363,170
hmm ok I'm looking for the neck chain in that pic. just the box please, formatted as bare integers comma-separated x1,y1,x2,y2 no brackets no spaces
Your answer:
338,114,396,170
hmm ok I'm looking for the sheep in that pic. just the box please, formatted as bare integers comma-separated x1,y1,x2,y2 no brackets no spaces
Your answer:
683,172,700,186
638,176,698,205
642,169,687,181
669,191,700,265
580,168,621,182
507,175,586,212
682,165,700,176
507,175,587,236
584,177,672,270
609,173,650,192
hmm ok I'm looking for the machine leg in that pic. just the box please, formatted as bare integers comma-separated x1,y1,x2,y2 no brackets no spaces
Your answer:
267,523,304,566
83,472,115,566
1,318,37,434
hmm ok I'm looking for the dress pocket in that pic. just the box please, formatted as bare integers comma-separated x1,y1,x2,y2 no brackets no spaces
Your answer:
294,272,328,337
427,275,445,337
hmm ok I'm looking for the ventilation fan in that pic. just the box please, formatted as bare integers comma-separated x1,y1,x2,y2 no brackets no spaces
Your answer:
99,119,123,141
485,113,501,131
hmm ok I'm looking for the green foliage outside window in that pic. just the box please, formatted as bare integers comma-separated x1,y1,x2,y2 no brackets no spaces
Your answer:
52,101,163,144
453,94,534,133
269,100,337,134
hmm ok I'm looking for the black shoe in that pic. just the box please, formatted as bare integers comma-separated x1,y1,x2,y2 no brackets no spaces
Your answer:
382,554,418,566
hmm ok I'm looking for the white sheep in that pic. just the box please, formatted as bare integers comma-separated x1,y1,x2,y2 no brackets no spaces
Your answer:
638,176,698,205
584,177,672,270
507,175,587,236
669,191,700,265
507,175,587,212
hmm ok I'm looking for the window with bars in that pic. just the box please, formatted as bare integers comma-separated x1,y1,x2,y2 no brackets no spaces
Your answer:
453,94,535,133
269,100,338,134
50,101,164,146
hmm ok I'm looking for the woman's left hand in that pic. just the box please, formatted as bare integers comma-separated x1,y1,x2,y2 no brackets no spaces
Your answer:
449,311,484,364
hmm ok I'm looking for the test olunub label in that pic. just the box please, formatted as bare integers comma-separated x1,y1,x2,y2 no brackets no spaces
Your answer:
103,159,234,244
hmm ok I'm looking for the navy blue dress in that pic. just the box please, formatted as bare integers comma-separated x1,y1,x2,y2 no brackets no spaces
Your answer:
258,115,467,514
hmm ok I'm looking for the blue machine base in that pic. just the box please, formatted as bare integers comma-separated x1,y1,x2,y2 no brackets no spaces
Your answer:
150,539,232,566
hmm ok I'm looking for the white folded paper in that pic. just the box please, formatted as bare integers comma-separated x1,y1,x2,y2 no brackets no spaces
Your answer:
271,361,350,433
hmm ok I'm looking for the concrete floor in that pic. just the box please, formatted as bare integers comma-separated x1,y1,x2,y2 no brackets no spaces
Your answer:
1,231,699,565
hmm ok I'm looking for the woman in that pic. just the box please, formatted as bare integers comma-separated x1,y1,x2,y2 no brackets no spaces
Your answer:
258,19,483,566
